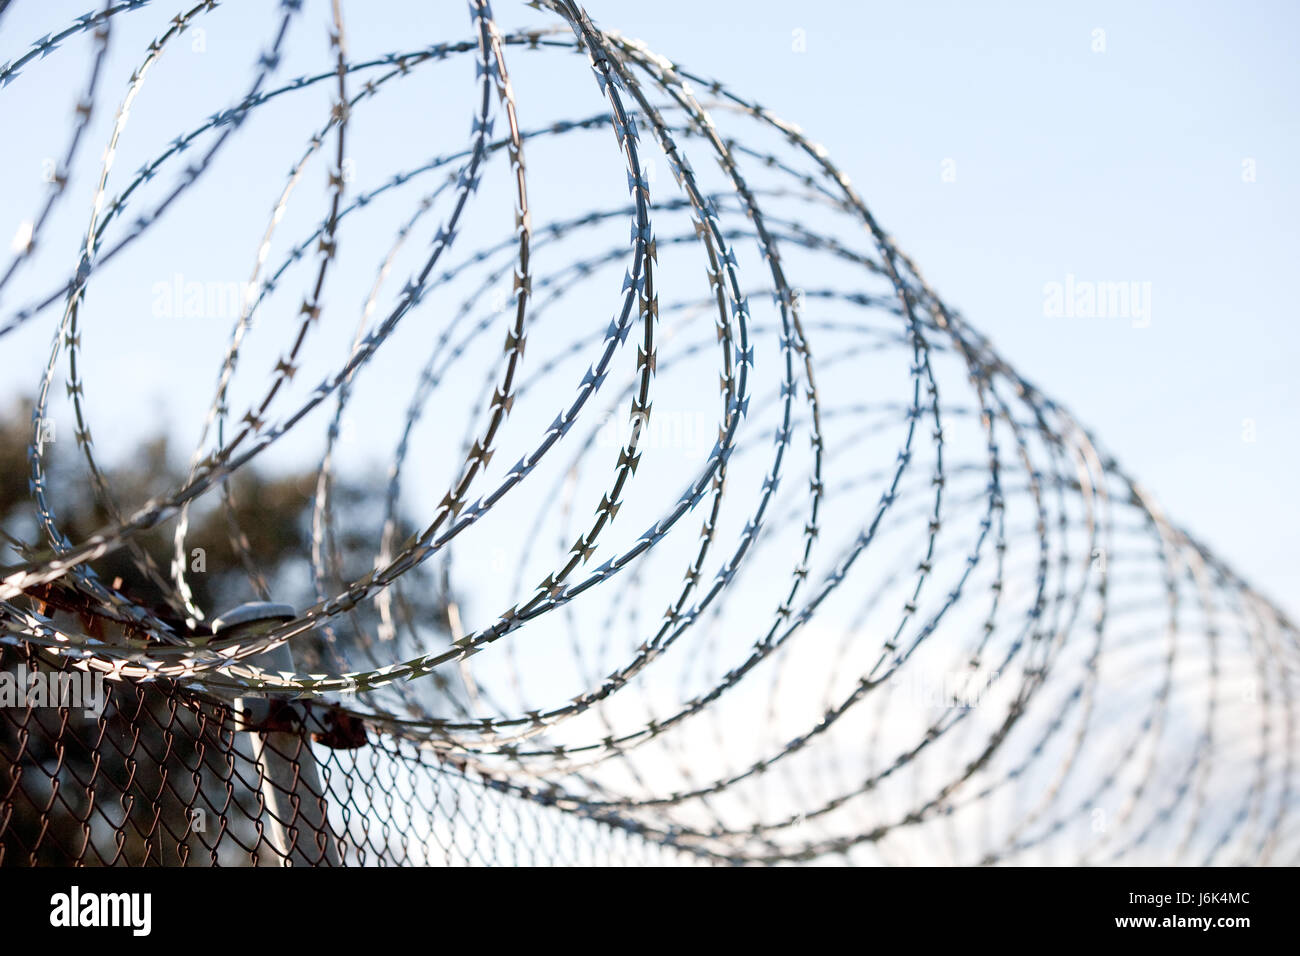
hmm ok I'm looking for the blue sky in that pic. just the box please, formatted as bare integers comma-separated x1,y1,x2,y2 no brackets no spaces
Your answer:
1,0,1296,618
601,0,1300,616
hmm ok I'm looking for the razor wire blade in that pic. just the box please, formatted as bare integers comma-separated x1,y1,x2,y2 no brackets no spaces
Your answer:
0,0,1295,865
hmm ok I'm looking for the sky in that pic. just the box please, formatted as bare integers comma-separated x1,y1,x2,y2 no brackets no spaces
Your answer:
597,0,1300,618
0,0,1296,622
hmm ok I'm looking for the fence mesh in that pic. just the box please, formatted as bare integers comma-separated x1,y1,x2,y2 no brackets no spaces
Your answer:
1,642,699,866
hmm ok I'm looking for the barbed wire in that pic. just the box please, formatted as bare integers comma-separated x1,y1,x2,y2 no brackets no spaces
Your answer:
0,0,1296,865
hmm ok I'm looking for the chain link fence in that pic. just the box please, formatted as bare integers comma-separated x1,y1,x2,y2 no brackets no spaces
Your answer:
1,642,698,865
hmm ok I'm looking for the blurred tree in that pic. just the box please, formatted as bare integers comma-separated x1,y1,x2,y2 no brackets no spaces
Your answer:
0,397,441,865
